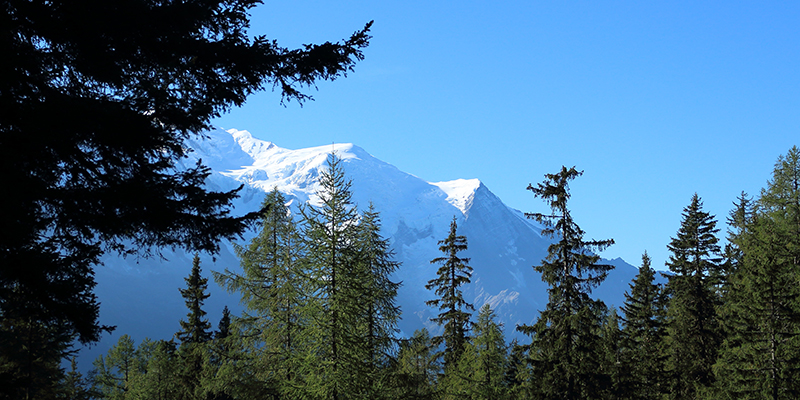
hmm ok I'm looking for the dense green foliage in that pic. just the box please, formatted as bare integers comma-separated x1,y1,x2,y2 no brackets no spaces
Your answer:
618,252,668,399
1,0,372,395
664,194,723,399
17,134,800,399
713,147,800,399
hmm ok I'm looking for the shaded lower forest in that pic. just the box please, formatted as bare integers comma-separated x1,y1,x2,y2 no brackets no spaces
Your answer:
17,147,800,400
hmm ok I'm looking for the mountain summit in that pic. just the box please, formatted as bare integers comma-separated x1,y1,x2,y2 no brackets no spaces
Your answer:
88,127,639,366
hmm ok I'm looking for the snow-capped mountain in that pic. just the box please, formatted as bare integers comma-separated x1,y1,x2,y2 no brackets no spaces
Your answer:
83,127,642,368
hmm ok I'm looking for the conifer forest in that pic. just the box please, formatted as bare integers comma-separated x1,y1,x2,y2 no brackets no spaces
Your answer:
2,0,799,399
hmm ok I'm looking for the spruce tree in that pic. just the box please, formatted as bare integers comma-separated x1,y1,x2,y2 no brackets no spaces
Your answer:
425,217,475,372
599,308,624,400
2,0,372,365
663,194,722,399
714,147,800,399
178,254,212,345
516,166,614,400
176,254,213,400
619,252,667,399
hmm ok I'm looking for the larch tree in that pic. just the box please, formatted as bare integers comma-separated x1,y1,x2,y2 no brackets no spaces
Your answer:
393,329,440,400
300,153,367,400
214,188,306,397
355,203,402,399
516,166,614,400
425,217,475,372
449,304,508,400
663,194,723,400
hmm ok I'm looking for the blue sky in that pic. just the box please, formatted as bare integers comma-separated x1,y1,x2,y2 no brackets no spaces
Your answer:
213,1,799,270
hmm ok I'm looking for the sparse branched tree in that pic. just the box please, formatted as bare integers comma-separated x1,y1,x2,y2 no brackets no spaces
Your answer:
450,304,508,400
90,334,144,400
426,217,475,372
516,166,614,400
393,329,440,400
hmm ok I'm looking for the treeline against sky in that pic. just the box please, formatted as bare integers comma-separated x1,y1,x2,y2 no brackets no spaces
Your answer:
65,147,800,400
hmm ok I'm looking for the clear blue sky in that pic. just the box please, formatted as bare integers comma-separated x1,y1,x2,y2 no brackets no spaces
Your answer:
213,1,800,271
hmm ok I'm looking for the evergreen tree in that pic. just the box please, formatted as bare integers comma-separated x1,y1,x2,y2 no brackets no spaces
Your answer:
714,147,800,399
425,217,475,372
176,255,213,400
178,255,213,345
663,194,722,399
449,304,508,400
516,166,614,400
0,294,73,400
355,203,402,399
619,252,667,399
91,334,143,400
300,153,371,399
216,306,232,341
504,339,532,400
60,357,96,400
393,329,440,400
2,0,372,347
131,339,182,400
214,188,305,397
599,308,624,400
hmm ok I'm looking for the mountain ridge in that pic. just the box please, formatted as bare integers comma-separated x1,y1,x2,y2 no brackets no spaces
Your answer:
82,127,642,370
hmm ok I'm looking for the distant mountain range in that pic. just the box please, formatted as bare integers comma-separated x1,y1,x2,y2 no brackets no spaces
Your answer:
82,127,645,369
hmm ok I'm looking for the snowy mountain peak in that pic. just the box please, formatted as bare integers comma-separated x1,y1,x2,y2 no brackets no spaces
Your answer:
430,178,482,215
227,128,275,160
86,127,641,369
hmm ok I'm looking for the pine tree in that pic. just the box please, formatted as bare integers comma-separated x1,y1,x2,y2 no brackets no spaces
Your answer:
425,217,475,372
713,147,800,399
663,194,722,399
619,252,667,399
516,166,614,400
